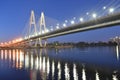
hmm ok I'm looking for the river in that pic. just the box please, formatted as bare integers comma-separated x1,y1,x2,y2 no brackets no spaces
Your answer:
0,46,120,80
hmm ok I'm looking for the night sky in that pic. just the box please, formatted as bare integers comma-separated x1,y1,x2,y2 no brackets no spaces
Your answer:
0,0,120,42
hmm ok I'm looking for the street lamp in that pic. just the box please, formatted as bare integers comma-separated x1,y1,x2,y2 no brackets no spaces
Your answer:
71,20,75,24
63,23,66,27
109,8,114,13
103,6,106,10
80,17,84,22
92,13,97,18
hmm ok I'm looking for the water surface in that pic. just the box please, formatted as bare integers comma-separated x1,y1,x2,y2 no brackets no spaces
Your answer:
0,46,120,80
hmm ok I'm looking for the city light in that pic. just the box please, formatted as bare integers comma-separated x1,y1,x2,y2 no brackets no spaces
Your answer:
63,23,66,27
80,17,84,22
56,24,60,29
46,29,49,32
109,8,114,13
56,26,60,29
92,13,97,18
71,20,75,24
103,6,106,10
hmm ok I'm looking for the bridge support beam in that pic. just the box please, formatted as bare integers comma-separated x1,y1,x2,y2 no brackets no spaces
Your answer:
39,12,47,48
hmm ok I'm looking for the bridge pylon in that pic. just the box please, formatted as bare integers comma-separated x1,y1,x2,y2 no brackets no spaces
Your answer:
29,10,37,47
38,12,47,47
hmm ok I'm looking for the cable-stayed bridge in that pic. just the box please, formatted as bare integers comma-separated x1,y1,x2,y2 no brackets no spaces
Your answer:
0,5,120,48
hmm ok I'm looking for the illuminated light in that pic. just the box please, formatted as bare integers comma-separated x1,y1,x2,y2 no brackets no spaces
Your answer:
71,20,75,24
24,36,28,39
82,67,86,80
13,50,16,65
116,45,119,60
57,62,61,80
112,75,118,80
96,71,100,80
52,60,55,78
92,13,97,18
16,39,19,42
32,35,34,37
39,32,41,34
1,43,3,45
9,50,11,61
43,57,46,72
1,50,3,60
17,38,23,42
56,26,60,29
115,36,118,39
31,54,33,69
25,54,29,69
20,50,24,62
103,6,106,10
63,23,66,27
47,58,50,75
65,63,70,80
35,56,39,70
5,50,7,60
46,29,49,33
109,8,114,13
73,64,78,80
42,30,45,34
80,17,84,22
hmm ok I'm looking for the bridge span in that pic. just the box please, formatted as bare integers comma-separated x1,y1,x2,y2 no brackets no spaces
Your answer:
25,12,120,41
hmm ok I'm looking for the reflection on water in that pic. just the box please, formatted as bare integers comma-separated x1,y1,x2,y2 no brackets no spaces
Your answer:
95,71,100,80
116,45,119,60
0,46,120,80
82,66,86,80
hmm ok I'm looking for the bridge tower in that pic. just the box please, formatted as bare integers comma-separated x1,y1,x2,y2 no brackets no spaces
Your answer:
39,12,47,47
29,10,37,46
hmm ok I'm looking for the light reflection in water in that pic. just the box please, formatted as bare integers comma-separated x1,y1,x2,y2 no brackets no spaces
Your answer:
47,58,50,75
5,50,7,60
116,45,119,60
65,63,70,80
112,75,118,80
1,50,3,60
82,66,86,80
19,50,24,68
0,48,119,80
42,57,45,72
31,54,33,70
57,61,61,80
52,60,55,79
25,52,29,69
35,56,39,70
96,71,100,80
39,56,42,70
73,64,78,80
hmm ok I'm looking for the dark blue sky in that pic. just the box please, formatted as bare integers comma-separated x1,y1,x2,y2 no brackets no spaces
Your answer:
0,0,120,42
